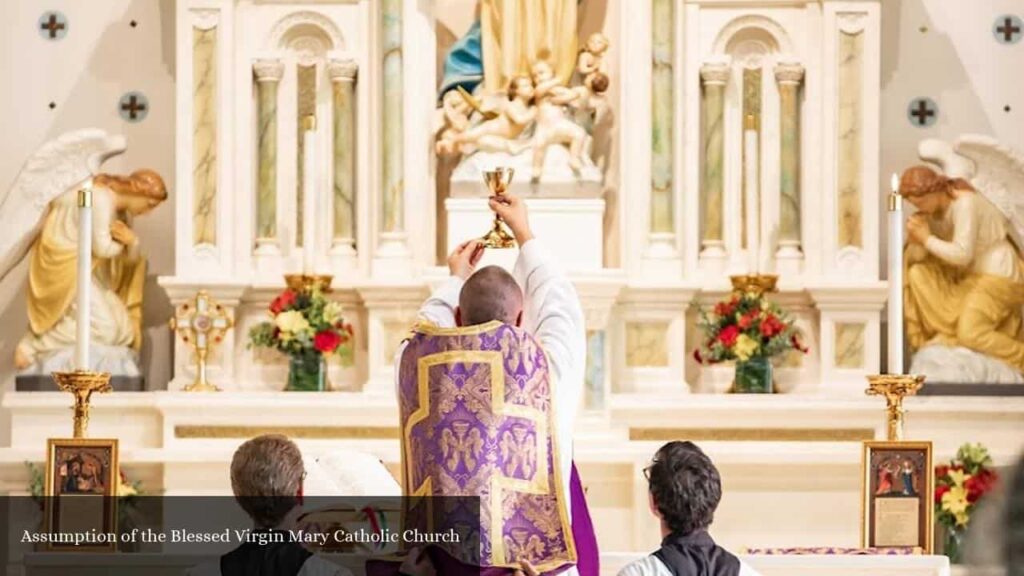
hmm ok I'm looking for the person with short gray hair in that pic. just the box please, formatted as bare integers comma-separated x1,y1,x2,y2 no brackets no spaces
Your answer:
188,434,350,576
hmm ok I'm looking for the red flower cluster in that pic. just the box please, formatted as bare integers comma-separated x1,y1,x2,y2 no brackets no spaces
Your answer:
965,469,998,503
718,325,740,347
714,297,738,317
270,290,297,314
934,484,949,504
737,311,758,329
760,314,785,338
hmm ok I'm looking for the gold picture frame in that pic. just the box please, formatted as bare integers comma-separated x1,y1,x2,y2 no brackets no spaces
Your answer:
861,440,933,553
44,438,119,552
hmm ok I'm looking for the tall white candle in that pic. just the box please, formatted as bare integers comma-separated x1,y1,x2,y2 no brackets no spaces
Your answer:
744,119,760,274
887,173,904,374
302,116,317,274
75,181,93,370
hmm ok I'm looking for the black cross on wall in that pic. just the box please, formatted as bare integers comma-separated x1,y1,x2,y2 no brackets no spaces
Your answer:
908,98,937,127
39,12,67,40
119,93,149,122
996,15,1022,44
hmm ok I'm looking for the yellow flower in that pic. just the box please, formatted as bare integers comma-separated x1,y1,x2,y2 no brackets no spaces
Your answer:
118,482,137,497
941,485,970,526
323,302,345,325
275,310,310,334
734,334,760,361
948,468,968,488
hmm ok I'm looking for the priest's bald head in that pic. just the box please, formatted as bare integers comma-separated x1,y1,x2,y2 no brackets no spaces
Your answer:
456,265,524,327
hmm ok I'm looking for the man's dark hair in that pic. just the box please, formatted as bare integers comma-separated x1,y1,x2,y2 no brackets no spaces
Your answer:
646,441,722,536
459,266,523,326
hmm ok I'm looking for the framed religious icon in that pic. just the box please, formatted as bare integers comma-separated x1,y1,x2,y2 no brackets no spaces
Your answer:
43,438,119,552
861,441,933,553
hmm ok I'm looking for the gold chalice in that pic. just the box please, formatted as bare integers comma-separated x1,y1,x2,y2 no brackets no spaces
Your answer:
480,168,517,249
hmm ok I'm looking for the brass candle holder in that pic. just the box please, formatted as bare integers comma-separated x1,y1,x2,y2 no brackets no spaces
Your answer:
51,370,112,438
729,274,779,296
480,168,516,249
284,274,334,293
866,374,926,441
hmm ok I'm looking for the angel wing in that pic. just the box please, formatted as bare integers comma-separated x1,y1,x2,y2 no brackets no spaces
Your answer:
918,135,1024,251
0,129,126,285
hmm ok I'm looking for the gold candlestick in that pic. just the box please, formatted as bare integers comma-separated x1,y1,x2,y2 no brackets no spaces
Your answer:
51,370,112,438
866,374,926,441
729,273,779,296
480,168,516,249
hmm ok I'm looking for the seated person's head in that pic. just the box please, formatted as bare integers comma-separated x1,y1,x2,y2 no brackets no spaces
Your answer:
456,265,524,327
230,434,304,529
645,441,722,537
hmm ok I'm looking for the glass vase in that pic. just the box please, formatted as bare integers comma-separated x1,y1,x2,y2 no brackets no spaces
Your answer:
288,352,326,392
734,356,773,394
943,524,966,564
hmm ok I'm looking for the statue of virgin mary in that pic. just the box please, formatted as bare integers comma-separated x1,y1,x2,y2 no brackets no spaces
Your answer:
439,0,579,99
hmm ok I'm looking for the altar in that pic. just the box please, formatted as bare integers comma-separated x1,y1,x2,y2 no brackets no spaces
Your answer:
2,391,1023,558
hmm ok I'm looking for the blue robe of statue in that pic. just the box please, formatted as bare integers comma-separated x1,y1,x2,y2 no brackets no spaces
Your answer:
439,19,484,101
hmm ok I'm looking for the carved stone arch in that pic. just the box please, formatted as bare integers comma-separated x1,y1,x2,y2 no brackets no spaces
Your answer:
712,14,794,57
267,11,346,53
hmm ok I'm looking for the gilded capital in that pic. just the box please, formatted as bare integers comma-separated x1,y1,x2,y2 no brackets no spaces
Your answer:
253,59,284,82
700,62,731,86
327,58,359,82
774,62,805,86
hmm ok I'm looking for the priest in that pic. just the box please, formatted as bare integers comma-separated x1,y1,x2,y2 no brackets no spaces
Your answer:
391,193,597,576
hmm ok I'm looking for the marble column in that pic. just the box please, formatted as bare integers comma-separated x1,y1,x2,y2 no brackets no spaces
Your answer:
253,59,283,255
379,0,407,251
650,0,674,237
700,63,730,257
775,62,805,257
328,58,358,257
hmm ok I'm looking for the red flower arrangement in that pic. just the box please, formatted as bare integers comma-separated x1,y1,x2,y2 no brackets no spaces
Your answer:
248,287,354,364
694,292,808,363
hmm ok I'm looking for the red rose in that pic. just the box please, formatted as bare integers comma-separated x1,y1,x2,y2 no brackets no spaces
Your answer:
313,330,342,354
270,290,298,314
760,315,784,338
738,311,758,330
935,465,950,480
934,484,950,504
718,325,740,348
693,349,704,364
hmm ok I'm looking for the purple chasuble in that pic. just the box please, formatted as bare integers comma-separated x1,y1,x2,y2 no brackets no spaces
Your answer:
398,321,577,573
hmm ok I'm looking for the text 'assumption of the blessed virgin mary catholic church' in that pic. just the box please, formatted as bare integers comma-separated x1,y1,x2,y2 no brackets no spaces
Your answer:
1,0,1024,574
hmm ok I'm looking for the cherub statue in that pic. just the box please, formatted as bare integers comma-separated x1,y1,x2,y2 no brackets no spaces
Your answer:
576,33,609,89
900,135,1024,383
451,76,536,156
0,129,168,376
529,60,588,180
434,89,472,156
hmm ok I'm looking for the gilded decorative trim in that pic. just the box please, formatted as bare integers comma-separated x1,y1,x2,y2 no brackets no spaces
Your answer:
411,320,504,337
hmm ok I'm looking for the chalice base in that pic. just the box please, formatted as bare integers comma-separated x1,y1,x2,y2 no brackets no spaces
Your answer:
184,380,221,393
481,222,517,249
